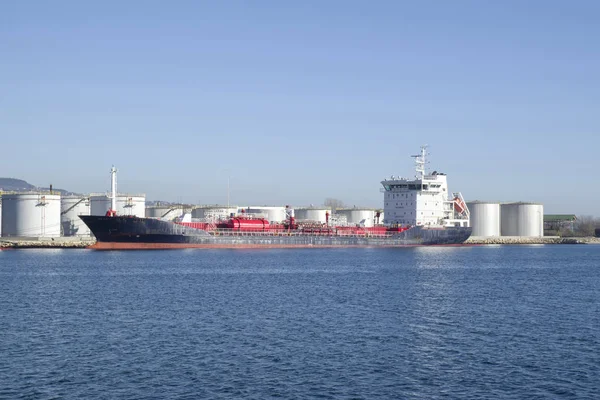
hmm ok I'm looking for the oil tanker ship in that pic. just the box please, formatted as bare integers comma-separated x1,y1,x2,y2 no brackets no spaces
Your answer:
81,147,472,249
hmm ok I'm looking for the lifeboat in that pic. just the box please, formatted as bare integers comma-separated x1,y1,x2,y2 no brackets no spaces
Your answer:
453,197,467,214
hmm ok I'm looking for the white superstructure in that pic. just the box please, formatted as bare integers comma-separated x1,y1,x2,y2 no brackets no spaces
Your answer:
381,146,469,227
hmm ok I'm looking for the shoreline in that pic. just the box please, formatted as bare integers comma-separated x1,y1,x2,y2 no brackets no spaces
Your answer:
466,236,600,245
1,236,600,249
0,237,96,249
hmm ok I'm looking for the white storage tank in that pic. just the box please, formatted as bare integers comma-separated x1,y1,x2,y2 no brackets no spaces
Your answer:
90,195,111,216
294,208,331,223
116,195,145,217
467,201,500,237
501,202,544,237
244,206,287,223
1,193,61,237
61,196,91,236
376,211,384,225
335,208,377,227
145,205,185,220
191,206,238,221
90,194,145,217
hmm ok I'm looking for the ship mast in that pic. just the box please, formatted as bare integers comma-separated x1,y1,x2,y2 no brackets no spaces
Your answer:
412,145,428,180
110,166,117,213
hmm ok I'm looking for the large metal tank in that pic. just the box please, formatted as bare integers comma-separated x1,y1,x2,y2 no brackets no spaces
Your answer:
116,195,145,217
1,193,61,237
191,206,238,221
294,208,331,223
376,211,384,225
90,195,111,216
244,206,287,223
61,196,91,236
145,205,186,220
466,201,500,237
501,202,544,237
90,194,145,217
335,208,377,227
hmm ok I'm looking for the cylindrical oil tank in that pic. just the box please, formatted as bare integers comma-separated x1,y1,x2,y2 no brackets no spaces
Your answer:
375,211,384,225
294,208,331,223
466,201,500,237
145,205,185,220
501,202,544,237
116,195,145,217
244,207,287,223
1,193,61,237
192,206,238,221
335,208,376,227
90,195,111,216
61,196,91,236
90,194,145,217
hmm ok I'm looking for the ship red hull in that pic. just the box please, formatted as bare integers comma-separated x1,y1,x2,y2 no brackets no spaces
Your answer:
88,242,415,250
88,242,472,250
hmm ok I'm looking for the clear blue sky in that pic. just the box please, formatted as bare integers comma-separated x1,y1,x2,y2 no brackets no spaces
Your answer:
1,1,598,215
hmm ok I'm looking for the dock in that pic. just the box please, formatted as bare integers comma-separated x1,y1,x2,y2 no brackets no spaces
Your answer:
1,236,600,249
466,236,600,245
0,237,96,249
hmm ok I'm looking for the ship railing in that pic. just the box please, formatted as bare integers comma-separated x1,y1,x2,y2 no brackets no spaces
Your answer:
206,229,395,238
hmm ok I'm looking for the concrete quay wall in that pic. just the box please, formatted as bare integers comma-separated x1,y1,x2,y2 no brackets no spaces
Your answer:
2,236,600,249
466,236,600,245
0,237,96,249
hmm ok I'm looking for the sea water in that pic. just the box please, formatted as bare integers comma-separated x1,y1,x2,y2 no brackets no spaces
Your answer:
1,246,599,399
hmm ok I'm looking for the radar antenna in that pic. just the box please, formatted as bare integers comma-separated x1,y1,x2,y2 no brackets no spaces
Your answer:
411,145,428,180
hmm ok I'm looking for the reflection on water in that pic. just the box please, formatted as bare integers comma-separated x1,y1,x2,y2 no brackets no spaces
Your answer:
0,246,599,399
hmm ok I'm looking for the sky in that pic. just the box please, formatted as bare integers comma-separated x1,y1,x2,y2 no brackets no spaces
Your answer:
1,1,599,215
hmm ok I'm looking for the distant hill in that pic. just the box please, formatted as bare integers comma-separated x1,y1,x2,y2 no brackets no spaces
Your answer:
0,178,36,192
0,178,79,195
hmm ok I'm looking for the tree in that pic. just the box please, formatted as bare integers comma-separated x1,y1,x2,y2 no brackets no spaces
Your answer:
573,215,599,237
324,198,345,212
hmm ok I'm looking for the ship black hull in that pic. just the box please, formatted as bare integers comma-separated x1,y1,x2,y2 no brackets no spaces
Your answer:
80,216,472,249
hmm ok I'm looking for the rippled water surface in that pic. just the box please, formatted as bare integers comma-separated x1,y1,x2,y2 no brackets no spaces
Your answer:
1,246,599,399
